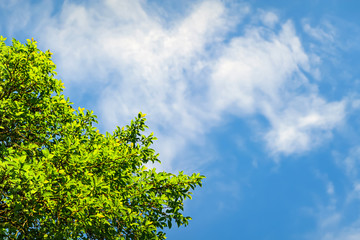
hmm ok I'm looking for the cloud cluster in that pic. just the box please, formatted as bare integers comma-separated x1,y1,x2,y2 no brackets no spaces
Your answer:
2,0,346,169
209,20,345,156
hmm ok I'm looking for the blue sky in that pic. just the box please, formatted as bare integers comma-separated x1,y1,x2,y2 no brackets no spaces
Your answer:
2,0,360,239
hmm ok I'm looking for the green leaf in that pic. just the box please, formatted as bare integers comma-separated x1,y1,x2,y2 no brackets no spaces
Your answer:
0,37,204,240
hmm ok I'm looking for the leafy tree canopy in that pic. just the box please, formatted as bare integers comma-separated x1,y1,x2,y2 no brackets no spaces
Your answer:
0,36,204,239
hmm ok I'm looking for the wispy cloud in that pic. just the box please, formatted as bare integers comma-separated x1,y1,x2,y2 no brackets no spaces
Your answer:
303,19,336,43
257,10,279,28
309,148,360,240
312,196,360,240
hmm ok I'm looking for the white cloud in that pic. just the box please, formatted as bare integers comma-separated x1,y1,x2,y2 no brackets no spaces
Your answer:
313,203,360,240
209,20,345,156
2,0,345,169
259,10,279,28
309,148,360,240
209,20,308,113
335,147,360,204
342,147,360,179
265,96,345,155
302,19,336,43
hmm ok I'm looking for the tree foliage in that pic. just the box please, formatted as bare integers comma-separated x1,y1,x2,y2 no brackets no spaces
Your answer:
0,37,204,239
